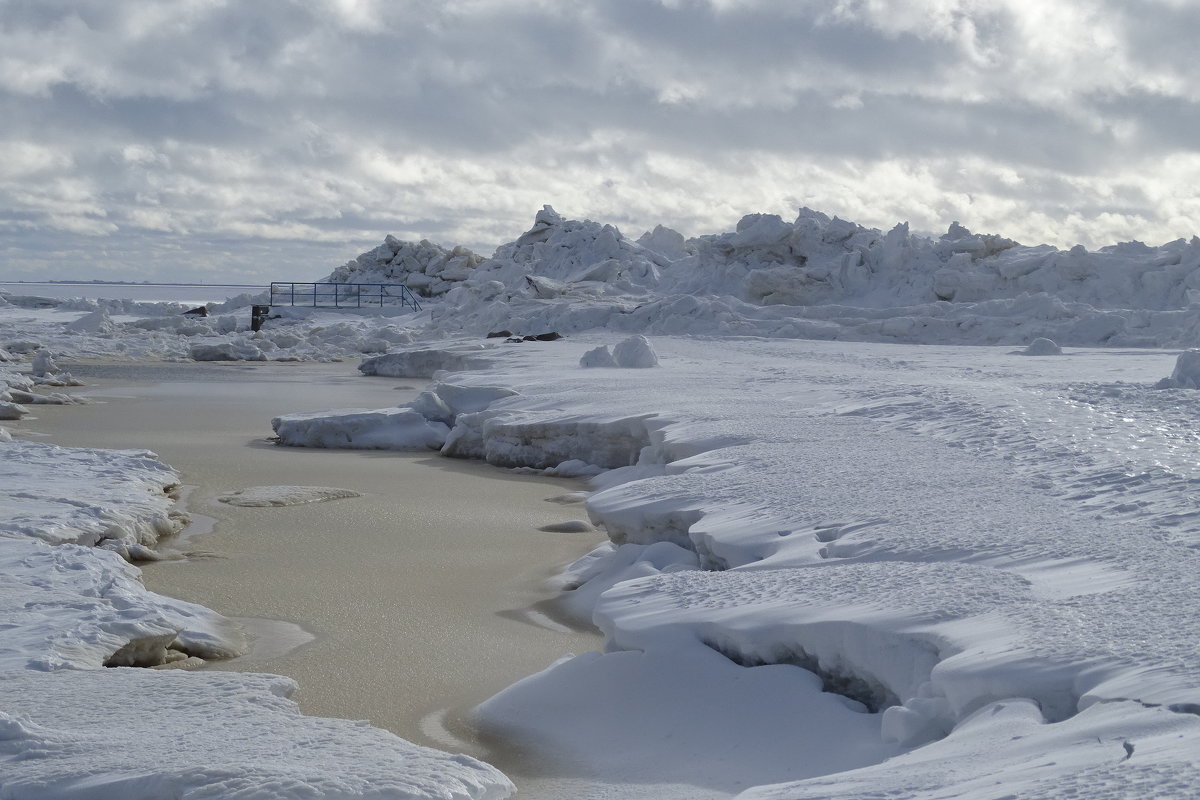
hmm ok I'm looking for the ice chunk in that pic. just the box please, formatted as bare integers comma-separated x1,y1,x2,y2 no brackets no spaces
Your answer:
1159,349,1200,388
580,344,617,368
612,335,659,368
272,407,450,450
30,350,59,376
217,486,361,507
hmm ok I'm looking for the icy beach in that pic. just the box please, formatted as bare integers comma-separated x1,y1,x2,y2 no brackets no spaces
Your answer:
4,206,1200,798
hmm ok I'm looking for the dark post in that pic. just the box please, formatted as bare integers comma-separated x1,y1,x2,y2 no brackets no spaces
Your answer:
251,304,270,332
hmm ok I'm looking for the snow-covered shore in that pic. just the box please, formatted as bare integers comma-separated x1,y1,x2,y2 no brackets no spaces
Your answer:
0,385,512,798
282,333,1200,797
4,205,1200,798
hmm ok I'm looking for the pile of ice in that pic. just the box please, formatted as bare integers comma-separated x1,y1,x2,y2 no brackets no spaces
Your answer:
326,235,485,297
580,335,660,368
0,300,427,364
8,202,1200,367
1,363,81,420
321,206,1200,349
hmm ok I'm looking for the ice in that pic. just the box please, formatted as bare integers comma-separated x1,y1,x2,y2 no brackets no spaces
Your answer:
272,407,450,450
0,401,509,800
217,486,362,507
0,669,511,800
327,235,485,298
611,334,659,367
1158,348,1200,388
6,201,1200,799
349,334,1200,797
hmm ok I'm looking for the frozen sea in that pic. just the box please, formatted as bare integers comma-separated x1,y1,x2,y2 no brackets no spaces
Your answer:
4,205,1200,799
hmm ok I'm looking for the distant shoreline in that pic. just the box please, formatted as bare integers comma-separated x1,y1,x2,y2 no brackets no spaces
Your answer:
0,280,266,288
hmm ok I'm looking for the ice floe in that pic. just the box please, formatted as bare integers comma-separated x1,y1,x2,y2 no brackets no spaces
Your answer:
217,486,362,507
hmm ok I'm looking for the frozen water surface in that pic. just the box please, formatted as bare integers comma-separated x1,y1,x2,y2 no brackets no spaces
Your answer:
6,206,1200,798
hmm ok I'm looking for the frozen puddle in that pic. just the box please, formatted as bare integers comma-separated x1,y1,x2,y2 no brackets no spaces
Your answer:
217,485,361,507
225,616,317,662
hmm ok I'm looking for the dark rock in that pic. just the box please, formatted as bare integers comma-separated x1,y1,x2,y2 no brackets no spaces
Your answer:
182,306,208,316
486,330,513,338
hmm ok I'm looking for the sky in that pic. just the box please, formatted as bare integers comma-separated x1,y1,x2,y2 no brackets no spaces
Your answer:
1,0,1199,284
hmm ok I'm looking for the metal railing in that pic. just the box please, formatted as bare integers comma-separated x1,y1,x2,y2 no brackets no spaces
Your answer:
268,282,422,311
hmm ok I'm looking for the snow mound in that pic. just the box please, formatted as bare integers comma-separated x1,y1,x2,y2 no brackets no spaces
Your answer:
217,486,361,507
612,335,659,368
64,309,117,334
327,235,485,298
1157,349,1200,389
582,336,659,368
0,437,184,555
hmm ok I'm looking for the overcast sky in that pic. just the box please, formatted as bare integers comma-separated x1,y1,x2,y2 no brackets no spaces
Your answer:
2,0,1198,283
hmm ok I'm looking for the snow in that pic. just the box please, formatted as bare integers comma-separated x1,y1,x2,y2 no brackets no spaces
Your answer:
5,203,1200,799
0,400,510,799
1159,348,1200,388
0,670,512,800
272,334,1200,797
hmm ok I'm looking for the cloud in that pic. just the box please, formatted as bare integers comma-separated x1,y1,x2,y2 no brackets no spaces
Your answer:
0,0,1197,281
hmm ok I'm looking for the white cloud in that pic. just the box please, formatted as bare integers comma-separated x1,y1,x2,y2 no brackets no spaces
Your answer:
0,0,1197,281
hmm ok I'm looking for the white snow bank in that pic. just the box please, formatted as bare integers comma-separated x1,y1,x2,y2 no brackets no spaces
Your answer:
741,699,1200,800
0,669,511,800
0,537,244,671
478,643,899,795
0,430,512,800
1,437,184,556
332,335,1200,798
